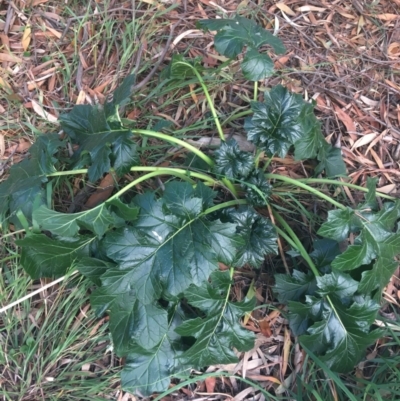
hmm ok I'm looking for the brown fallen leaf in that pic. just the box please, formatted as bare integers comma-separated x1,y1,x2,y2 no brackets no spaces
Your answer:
204,376,216,393
258,317,272,337
334,105,357,140
85,173,119,209
0,53,22,63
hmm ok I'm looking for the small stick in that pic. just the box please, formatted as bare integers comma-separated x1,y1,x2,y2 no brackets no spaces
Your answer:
0,271,79,314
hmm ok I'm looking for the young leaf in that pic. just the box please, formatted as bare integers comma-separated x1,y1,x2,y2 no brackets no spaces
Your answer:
104,74,135,119
225,206,277,267
176,271,255,367
242,169,272,207
17,234,92,279
214,139,254,180
197,16,285,57
245,86,305,158
245,85,345,176
241,47,274,81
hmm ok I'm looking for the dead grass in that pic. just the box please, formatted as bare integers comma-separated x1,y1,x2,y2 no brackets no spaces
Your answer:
1,0,400,400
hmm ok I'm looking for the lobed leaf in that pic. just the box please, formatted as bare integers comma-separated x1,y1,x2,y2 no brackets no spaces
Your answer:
33,204,118,237
224,206,277,267
121,307,189,396
245,85,346,176
59,76,139,182
214,139,254,180
0,134,61,228
197,16,285,81
17,234,92,279
176,271,255,367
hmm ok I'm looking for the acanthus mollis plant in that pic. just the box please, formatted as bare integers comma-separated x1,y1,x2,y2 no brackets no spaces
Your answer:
1,15,399,395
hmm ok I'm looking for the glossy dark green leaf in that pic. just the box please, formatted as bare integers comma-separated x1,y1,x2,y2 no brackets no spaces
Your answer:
241,48,274,81
214,139,254,180
245,86,304,157
197,16,285,58
60,102,138,182
242,169,272,206
176,271,255,367
95,183,240,307
0,134,61,228
106,198,139,221
358,257,399,299
121,307,188,396
75,256,116,286
332,225,400,272
298,295,381,372
275,270,317,303
317,208,358,242
109,292,168,354
33,204,115,237
17,234,92,279
316,271,358,298
226,206,277,267
310,239,340,271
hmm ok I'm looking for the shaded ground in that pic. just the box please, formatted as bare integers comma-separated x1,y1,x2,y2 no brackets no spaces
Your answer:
1,0,400,400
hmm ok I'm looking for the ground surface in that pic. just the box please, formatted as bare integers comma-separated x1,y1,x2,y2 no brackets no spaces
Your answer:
1,0,400,400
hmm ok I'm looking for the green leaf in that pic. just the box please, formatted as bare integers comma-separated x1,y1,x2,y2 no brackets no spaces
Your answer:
0,134,61,228
275,270,317,303
316,271,358,298
95,183,240,307
197,16,285,58
358,257,399,299
245,86,345,174
225,206,277,267
166,54,205,79
176,271,255,367
315,145,347,177
17,234,92,279
109,292,168,354
242,169,272,207
33,204,115,237
75,256,116,286
317,208,358,242
106,198,139,221
104,74,135,119
310,239,340,271
245,86,305,158
298,295,381,372
241,47,274,81
332,224,400,272
60,95,138,182
214,139,254,180
121,307,188,396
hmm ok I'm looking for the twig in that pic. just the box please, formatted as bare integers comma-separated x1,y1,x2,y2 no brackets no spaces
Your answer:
132,19,182,91
0,271,79,314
